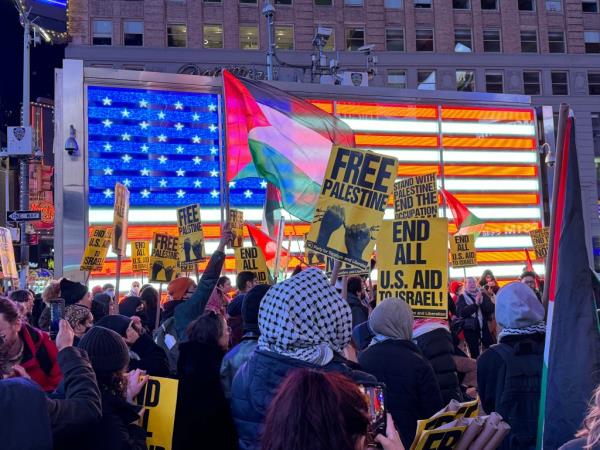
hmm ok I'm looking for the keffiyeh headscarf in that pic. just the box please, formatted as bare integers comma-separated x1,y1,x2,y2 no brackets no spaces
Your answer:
258,268,352,366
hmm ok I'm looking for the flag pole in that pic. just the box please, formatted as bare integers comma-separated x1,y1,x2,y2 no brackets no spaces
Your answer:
155,283,162,332
114,254,121,314
219,76,230,226
273,216,285,282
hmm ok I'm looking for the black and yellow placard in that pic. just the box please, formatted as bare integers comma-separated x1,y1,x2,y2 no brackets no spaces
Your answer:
230,209,244,248
325,256,369,276
530,227,550,260
234,246,271,284
136,376,178,450
377,218,448,318
80,227,113,272
306,146,398,270
177,204,205,266
413,426,467,450
112,183,130,257
0,227,18,280
131,241,150,273
394,173,438,219
449,234,477,268
149,233,179,283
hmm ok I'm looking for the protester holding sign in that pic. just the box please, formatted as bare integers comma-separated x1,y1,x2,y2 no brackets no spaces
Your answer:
456,277,495,358
358,298,443,447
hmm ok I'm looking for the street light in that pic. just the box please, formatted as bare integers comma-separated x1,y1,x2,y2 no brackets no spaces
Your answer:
262,1,275,81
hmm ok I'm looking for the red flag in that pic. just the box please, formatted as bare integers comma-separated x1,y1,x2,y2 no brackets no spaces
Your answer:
525,249,535,272
246,222,288,264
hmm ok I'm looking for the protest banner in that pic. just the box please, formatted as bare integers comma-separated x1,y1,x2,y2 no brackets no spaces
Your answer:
131,240,150,273
0,227,18,280
112,183,130,256
136,376,178,450
177,204,205,264
377,218,448,318
449,234,477,268
229,209,244,248
394,173,439,219
149,233,179,283
529,227,550,260
80,227,113,272
325,256,368,276
306,146,398,270
235,246,271,284
413,425,467,450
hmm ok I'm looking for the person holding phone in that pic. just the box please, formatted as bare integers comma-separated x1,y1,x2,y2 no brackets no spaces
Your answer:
457,277,495,358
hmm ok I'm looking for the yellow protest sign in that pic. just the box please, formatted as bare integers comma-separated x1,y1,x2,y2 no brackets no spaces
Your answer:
177,204,205,266
149,233,179,283
413,426,467,450
230,209,244,248
235,246,271,284
394,173,439,219
530,227,550,260
136,376,178,450
80,227,113,272
449,234,477,268
0,227,18,280
306,146,398,270
377,218,448,318
112,183,130,257
325,256,368,276
131,241,150,273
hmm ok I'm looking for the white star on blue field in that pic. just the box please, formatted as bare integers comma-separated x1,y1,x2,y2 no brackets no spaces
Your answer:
87,86,268,207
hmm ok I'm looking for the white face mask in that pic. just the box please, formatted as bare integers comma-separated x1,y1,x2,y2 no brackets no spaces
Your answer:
106,289,115,298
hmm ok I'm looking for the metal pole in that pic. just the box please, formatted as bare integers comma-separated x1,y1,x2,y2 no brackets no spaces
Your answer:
114,255,121,313
155,283,163,332
273,215,285,281
263,1,275,81
19,16,31,289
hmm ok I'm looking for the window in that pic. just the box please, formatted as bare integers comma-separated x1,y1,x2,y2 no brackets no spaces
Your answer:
548,31,565,53
585,31,600,53
453,0,470,8
551,71,569,95
485,71,504,93
590,73,600,94
346,27,364,50
481,0,497,9
583,0,598,12
92,20,112,46
387,70,407,88
386,28,404,51
456,70,475,92
240,25,259,50
345,0,363,5
416,28,434,51
414,0,431,7
274,0,292,3
317,26,335,50
454,29,472,52
315,0,332,4
483,29,501,52
167,24,187,47
519,0,535,10
520,30,538,52
523,71,541,95
275,25,294,49
384,0,403,8
203,24,223,48
592,113,600,155
546,0,562,11
123,20,143,46
240,0,257,4
204,0,220,3
417,70,436,90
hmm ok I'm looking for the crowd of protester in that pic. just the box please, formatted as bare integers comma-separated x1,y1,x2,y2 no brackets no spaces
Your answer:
0,226,597,449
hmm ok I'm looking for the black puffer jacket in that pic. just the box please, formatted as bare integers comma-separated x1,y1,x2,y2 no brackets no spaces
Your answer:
413,327,462,404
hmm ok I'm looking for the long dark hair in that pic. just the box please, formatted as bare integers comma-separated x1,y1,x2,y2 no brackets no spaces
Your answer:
217,276,230,289
261,369,369,450
95,369,128,399
186,310,224,346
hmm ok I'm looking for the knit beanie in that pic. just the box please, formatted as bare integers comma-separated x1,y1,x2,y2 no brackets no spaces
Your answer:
78,326,129,373
242,284,271,334
64,304,92,329
95,314,132,337
167,277,197,301
60,278,89,306
369,298,414,340
496,282,545,330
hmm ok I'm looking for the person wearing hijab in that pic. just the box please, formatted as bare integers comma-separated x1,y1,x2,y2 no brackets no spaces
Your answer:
457,276,495,358
358,298,443,448
230,268,375,450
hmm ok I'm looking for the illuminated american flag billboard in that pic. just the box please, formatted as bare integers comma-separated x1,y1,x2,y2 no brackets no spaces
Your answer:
86,85,542,286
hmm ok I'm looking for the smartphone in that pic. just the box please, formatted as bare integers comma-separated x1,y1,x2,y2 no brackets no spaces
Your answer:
359,382,387,448
48,298,65,340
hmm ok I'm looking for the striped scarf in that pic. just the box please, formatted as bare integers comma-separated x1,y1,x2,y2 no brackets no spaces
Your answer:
498,321,546,341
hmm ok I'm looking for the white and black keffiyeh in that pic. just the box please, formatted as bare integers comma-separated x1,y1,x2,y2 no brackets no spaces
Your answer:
258,267,352,366
498,321,546,341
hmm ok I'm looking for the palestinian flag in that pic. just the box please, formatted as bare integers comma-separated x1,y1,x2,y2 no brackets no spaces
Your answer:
440,189,485,237
223,70,355,222
246,222,290,272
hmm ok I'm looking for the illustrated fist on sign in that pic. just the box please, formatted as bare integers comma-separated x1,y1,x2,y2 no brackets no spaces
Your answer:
183,239,192,262
192,240,203,260
164,265,175,281
344,223,371,261
316,205,345,248
151,260,164,280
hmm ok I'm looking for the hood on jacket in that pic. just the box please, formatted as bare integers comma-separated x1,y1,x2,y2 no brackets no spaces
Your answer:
369,298,413,340
119,296,142,318
242,284,271,335
496,282,545,329
258,268,352,366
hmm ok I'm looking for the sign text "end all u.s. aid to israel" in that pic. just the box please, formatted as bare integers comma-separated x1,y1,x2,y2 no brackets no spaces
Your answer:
377,218,448,318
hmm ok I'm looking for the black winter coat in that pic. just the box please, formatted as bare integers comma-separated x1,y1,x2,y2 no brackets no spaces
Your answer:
129,333,171,377
174,341,238,450
413,327,462,404
231,349,376,450
358,340,444,448
347,293,369,329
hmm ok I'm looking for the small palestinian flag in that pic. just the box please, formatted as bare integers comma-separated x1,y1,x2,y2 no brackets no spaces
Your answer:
440,189,485,237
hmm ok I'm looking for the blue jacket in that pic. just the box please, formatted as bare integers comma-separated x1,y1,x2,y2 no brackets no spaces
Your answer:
230,348,376,450
221,332,259,399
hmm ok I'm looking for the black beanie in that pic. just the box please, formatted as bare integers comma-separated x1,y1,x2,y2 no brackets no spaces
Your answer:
78,326,129,373
242,284,271,334
60,278,89,306
95,314,132,337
